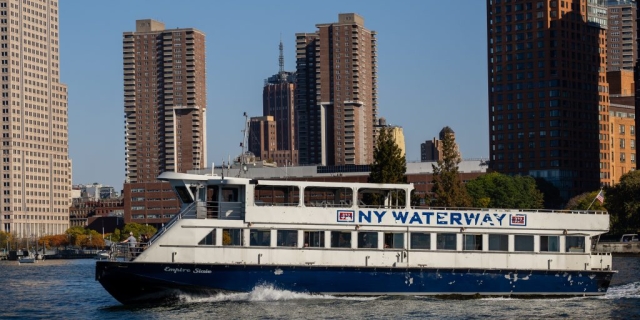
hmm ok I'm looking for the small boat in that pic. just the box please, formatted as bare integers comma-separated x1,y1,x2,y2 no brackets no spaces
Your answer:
95,250,111,260
18,252,37,264
96,172,616,305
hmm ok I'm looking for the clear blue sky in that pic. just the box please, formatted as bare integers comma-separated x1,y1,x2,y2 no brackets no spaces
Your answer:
61,0,489,191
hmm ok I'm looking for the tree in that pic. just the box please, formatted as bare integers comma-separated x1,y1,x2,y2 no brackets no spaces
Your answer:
367,127,407,206
0,231,15,250
122,223,158,240
466,172,544,209
430,127,470,207
534,178,564,209
565,191,606,211
368,127,406,184
605,170,640,234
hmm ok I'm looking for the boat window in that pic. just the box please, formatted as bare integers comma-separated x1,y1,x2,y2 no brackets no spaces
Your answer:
222,188,239,202
222,228,243,246
436,233,457,250
357,188,406,209
384,232,404,249
254,185,299,207
488,234,508,251
357,232,378,249
331,231,351,248
174,186,193,204
463,234,483,251
304,187,353,208
540,235,559,252
197,229,216,245
565,236,585,253
249,229,271,247
277,230,298,247
514,235,534,252
410,232,431,249
304,231,325,248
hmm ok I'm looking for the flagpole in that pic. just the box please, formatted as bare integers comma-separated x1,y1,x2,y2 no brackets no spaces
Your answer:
586,188,603,210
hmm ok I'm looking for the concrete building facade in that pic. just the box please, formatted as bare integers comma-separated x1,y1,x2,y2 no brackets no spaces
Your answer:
295,13,378,166
605,0,636,71
0,0,71,237
122,19,205,226
487,0,610,200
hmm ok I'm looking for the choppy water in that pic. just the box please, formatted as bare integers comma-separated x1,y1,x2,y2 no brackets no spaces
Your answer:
0,257,639,319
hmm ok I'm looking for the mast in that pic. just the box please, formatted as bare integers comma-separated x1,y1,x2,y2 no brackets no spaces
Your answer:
238,112,249,177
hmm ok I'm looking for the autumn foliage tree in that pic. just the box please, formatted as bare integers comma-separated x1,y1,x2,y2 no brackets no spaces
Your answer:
430,127,471,207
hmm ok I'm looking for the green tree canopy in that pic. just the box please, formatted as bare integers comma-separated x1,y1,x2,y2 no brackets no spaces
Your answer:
122,223,158,241
565,191,606,211
366,127,407,206
605,170,640,234
430,127,470,207
368,127,407,184
465,172,544,209
0,231,15,250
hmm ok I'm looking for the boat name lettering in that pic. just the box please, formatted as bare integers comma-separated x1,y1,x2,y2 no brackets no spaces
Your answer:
164,267,191,273
193,268,212,274
349,210,519,227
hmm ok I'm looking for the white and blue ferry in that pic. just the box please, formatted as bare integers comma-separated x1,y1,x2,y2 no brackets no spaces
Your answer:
96,172,615,304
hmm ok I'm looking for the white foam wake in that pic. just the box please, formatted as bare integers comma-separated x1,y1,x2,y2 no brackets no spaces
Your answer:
601,282,640,300
177,284,379,304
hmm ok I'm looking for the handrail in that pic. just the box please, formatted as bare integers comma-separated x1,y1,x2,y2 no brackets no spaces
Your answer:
408,206,608,215
148,202,197,246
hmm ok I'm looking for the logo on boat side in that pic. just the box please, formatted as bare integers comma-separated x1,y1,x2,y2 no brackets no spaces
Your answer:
337,210,355,222
509,214,527,226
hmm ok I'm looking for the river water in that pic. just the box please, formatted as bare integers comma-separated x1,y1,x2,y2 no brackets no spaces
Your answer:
0,256,638,319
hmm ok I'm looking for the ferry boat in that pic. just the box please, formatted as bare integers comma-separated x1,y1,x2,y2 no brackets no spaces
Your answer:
96,172,615,305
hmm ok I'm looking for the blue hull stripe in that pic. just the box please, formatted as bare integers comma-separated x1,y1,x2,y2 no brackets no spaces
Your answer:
96,262,614,304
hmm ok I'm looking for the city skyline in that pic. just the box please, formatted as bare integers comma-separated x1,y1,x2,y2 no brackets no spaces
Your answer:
61,0,489,190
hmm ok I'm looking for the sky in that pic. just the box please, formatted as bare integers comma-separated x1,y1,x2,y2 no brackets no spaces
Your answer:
60,0,489,191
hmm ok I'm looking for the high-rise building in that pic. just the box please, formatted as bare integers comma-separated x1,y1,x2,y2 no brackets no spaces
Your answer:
251,40,298,166
122,19,206,226
605,0,636,71
295,13,378,166
421,127,457,162
609,70,637,180
486,0,610,200
0,1,70,237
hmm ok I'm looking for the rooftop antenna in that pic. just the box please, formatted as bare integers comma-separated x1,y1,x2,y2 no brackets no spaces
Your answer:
279,35,284,74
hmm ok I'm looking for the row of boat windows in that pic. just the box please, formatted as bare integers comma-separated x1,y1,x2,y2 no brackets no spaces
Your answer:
197,229,586,253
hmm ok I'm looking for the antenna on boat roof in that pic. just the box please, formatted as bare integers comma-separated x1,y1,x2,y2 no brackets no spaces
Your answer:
238,112,249,177
221,158,224,179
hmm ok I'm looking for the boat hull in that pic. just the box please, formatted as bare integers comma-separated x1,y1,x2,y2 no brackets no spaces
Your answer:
96,261,614,305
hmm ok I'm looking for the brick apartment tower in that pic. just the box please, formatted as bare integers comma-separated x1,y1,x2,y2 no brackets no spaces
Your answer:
0,0,71,237
250,40,298,166
486,0,610,201
122,19,206,226
604,0,636,71
295,13,378,166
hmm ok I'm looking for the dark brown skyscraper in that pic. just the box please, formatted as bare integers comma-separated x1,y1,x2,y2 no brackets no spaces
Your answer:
122,19,207,225
486,1,610,200
252,40,298,166
296,13,378,166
